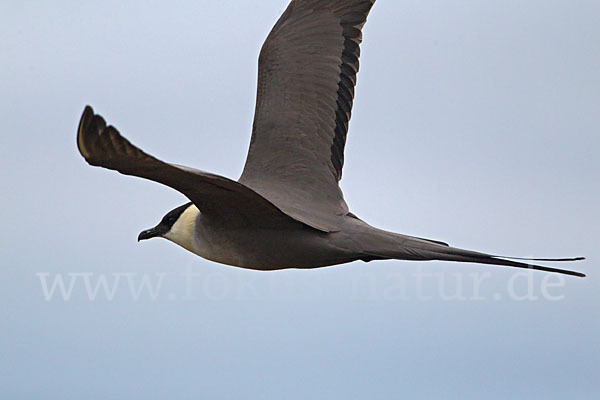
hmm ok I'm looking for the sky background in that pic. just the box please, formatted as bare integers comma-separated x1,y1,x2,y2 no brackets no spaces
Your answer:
1,0,599,398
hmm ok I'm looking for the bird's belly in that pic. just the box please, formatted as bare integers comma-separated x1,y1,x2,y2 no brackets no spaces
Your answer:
191,224,356,270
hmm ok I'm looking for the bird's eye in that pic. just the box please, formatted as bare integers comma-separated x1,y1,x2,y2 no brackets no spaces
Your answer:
167,216,175,225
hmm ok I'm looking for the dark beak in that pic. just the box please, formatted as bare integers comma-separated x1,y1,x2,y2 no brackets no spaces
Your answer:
138,227,160,241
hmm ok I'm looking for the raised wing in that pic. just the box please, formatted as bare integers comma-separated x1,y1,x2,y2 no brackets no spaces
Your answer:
77,106,297,228
239,0,376,232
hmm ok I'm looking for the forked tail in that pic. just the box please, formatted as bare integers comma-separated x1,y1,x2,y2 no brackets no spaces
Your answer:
411,246,585,277
359,228,586,277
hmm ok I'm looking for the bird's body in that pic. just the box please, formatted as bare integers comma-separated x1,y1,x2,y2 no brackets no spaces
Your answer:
77,0,585,277
184,206,355,270
162,205,384,270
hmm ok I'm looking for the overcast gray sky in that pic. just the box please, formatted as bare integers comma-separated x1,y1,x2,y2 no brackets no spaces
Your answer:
1,1,599,398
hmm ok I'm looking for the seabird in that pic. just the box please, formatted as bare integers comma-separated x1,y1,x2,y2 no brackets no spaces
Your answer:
77,0,585,276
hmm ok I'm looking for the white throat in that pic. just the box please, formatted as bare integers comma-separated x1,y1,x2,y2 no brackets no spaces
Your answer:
163,204,200,253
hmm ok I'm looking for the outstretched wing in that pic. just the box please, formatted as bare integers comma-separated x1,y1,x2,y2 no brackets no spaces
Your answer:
239,0,376,232
77,106,297,228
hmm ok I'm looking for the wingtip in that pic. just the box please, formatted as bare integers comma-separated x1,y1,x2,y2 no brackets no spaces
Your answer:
77,106,92,158
80,105,94,127
77,105,103,160
79,105,92,126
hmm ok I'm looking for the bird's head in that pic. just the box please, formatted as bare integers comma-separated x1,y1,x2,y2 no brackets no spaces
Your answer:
138,202,199,252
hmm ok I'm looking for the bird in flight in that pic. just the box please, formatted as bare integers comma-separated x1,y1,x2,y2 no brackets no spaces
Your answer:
77,0,585,277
